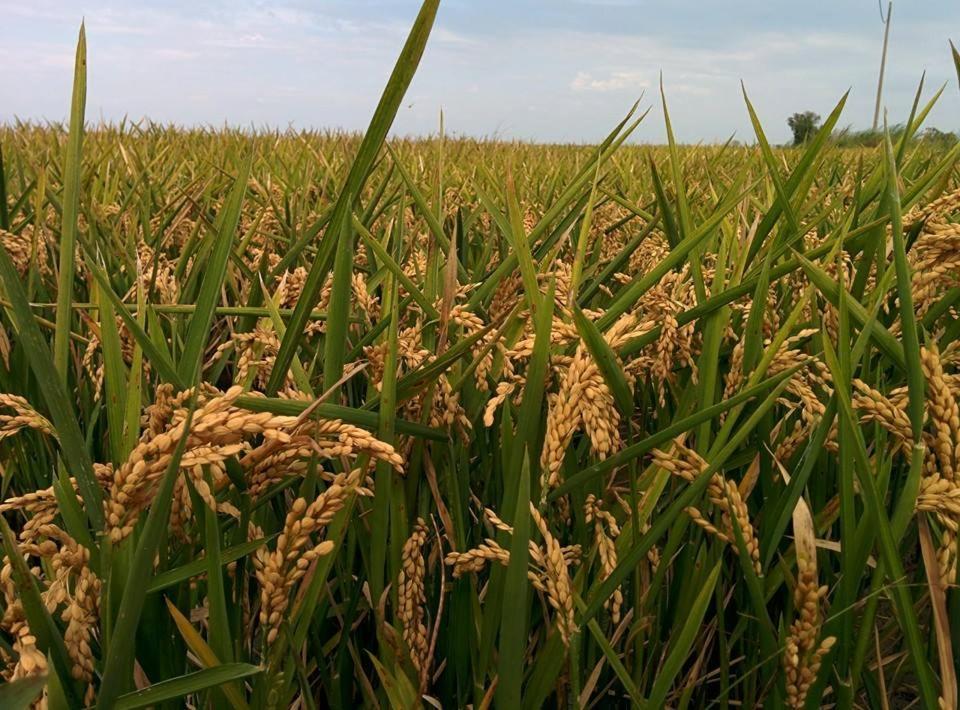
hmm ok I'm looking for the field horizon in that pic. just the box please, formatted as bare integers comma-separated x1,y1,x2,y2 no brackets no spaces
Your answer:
3,116,958,150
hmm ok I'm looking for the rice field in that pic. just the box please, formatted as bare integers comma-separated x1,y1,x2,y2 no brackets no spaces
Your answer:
2,3,960,708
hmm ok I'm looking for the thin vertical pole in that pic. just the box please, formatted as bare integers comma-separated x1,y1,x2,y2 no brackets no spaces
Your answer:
873,2,892,131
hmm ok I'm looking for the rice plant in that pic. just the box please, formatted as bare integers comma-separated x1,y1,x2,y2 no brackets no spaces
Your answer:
1,2,960,707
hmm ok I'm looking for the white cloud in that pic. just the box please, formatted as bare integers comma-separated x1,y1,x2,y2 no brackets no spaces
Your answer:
152,48,198,61
204,32,271,49
571,70,649,92
432,27,481,47
571,0,644,5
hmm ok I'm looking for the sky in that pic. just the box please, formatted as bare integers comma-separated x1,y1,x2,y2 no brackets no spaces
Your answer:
1,0,958,144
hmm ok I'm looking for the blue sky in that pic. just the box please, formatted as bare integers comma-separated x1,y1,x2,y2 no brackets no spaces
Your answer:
1,0,958,144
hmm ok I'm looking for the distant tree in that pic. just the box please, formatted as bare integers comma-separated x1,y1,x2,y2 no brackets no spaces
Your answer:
921,126,958,145
787,111,821,145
